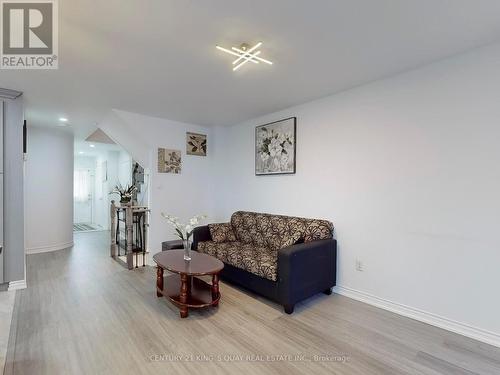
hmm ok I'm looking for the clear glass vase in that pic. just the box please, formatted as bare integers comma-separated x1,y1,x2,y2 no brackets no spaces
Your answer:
183,238,191,261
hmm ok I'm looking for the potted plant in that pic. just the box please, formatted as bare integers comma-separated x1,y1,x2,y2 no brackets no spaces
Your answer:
161,213,206,260
110,184,137,205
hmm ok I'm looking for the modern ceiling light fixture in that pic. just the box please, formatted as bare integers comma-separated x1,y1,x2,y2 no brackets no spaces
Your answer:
216,42,273,71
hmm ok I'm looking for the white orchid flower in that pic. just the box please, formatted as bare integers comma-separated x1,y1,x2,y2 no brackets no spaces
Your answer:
161,213,206,241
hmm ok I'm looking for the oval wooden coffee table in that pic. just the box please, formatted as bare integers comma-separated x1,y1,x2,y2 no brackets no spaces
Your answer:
153,250,224,318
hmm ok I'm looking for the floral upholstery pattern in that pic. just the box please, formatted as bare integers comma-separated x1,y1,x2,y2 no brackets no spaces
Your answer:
198,211,333,282
230,211,333,249
230,211,264,245
208,223,237,243
303,220,334,242
198,241,278,281
280,231,303,249
239,244,277,281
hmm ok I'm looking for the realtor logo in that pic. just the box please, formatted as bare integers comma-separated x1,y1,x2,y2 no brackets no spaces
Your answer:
1,0,58,69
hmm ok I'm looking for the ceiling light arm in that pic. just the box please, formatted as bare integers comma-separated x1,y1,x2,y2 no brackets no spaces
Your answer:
233,50,261,70
216,42,273,71
233,58,251,71
233,51,262,71
231,48,261,65
231,47,273,65
232,42,262,65
216,45,257,63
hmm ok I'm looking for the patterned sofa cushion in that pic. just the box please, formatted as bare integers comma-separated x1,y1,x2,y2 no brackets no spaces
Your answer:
198,241,278,281
230,211,333,250
230,211,265,245
208,223,237,243
265,215,305,250
303,219,334,242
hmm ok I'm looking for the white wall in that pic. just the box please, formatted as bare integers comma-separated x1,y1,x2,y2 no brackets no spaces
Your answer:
117,150,132,187
213,43,500,343
26,127,74,253
100,110,215,254
100,111,150,168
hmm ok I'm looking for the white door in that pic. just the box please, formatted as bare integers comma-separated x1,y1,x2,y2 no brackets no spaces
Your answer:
74,169,93,223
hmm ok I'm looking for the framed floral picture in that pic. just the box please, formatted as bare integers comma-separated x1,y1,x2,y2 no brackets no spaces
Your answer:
186,132,207,156
255,117,296,175
158,148,182,174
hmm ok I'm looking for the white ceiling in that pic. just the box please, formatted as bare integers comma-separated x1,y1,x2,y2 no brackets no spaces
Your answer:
2,0,500,136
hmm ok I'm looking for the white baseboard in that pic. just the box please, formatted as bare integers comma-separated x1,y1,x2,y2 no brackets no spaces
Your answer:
8,279,26,291
334,285,500,348
26,241,74,255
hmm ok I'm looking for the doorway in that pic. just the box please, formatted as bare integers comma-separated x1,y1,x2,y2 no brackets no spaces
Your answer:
73,168,97,231
73,138,140,233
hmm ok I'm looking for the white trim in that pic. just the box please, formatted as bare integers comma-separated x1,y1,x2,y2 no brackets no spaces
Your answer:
26,241,74,255
334,285,500,348
8,279,26,290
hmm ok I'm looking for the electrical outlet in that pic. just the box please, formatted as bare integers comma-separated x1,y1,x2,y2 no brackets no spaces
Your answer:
355,259,364,272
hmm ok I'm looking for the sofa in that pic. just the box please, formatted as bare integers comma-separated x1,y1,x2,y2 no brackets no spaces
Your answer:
192,211,337,314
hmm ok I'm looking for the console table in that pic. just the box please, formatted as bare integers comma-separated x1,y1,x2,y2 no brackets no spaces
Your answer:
110,200,150,270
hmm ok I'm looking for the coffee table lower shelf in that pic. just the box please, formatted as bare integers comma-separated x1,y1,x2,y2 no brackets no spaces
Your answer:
157,274,220,318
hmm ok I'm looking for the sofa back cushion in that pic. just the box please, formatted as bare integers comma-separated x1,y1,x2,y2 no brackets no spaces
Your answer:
230,211,266,246
230,211,333,250
208,223,237,243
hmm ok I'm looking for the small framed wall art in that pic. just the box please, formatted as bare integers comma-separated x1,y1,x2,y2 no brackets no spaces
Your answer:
158,148,182,174
186,132,207,156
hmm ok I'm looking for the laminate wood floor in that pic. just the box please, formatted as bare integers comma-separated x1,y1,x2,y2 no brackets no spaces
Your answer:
0,290,15,374
4,231,500,374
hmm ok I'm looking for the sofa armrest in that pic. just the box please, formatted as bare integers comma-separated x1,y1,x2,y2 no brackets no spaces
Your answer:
277,239,337,306
192,225,212,250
